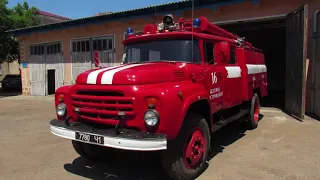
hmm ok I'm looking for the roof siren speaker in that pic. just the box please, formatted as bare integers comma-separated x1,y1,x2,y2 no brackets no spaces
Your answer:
163,14,174,26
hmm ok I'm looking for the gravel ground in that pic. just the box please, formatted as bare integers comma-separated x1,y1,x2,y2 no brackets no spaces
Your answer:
0,96,319,180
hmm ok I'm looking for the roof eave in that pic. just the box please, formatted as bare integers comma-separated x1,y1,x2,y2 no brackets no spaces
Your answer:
6,0,246,36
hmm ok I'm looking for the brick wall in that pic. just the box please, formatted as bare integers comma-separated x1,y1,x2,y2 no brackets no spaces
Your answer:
17,37,30,95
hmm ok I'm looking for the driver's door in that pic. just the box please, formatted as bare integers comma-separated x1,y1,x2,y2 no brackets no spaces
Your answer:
203,41,225,113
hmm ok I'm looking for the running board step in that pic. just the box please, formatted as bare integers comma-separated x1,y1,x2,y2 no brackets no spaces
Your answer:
212,109,249,132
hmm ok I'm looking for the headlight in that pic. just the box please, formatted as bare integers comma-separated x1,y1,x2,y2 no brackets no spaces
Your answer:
56,103,67,117
144,109,159,126
157,23,164,31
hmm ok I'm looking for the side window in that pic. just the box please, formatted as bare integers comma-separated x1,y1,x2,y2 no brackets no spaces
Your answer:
204,42,214,64
229,46,236,64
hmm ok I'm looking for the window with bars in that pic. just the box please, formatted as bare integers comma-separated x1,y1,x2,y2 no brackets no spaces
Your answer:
72,38,114,52
30,45,45,55
72,40,90,52
92,38,113,51
46,43,61,55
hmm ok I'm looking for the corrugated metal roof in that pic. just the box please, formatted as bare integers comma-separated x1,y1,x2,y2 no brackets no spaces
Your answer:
7,0,244,35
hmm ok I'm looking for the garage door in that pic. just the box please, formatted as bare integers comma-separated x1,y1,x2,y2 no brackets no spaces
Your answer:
71,35,115,83
285,5,308,120
45,42,64,92
29,42,64,96
71,38,92,83
30,44,46,96
92,36,115,67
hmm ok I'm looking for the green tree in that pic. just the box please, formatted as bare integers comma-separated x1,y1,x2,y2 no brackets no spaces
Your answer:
0,0,40,63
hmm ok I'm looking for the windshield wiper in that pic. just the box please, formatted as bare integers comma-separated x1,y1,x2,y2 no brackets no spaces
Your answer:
125,60,177,64
151,60,177,64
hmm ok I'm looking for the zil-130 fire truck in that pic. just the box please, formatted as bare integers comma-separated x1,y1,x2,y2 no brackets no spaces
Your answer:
49,15,267,180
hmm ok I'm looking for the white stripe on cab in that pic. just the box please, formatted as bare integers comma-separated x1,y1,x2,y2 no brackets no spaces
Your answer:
86,66,122,84
100,64,148,84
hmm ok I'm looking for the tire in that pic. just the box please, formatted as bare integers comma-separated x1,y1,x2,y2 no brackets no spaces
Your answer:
72,140,114,161
245,93,260,130
161,114,210,180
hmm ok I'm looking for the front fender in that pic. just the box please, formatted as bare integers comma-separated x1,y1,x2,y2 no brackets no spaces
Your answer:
164,82,210,139
140,81,210,139
177,92,210,133
54,85,74,120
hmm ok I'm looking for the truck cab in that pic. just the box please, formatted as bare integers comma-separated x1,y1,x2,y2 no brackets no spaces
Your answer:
50,15,267,180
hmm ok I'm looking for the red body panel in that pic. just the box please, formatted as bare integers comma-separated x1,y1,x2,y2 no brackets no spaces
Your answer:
54,16,267,140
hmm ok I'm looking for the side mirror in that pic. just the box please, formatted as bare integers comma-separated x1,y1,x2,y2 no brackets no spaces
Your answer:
214,41,230,64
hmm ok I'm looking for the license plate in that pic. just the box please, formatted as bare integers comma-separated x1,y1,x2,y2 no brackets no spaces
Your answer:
75,132,104,145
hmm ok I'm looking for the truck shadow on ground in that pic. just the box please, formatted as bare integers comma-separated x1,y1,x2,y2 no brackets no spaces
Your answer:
63,116,264,180
208,114,264,159
64,150,169,180
208,121,248,160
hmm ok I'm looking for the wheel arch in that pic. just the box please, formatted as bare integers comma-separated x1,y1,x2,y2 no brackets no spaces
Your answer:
186,99,212,131
178,95,212,135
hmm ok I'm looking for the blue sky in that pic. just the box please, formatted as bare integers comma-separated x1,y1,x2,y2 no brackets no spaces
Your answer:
7,0,180,19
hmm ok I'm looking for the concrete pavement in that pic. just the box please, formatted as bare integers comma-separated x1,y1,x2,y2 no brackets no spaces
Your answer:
0,96,319,180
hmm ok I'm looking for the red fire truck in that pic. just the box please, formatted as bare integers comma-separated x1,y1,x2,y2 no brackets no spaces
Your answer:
50,15,267,179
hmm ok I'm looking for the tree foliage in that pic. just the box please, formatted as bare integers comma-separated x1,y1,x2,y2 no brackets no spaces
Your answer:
0,0,40,63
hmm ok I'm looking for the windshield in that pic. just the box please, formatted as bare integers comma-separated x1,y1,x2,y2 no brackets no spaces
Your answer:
122,39,201,64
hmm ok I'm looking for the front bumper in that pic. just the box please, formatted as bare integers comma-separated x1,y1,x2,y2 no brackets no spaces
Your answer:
50,119,167,151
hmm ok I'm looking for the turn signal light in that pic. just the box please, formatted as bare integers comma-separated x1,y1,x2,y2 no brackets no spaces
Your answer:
57,94,64,102
147,98,157,108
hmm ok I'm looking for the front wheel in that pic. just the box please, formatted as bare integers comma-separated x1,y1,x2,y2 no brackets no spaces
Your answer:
161,114,210,180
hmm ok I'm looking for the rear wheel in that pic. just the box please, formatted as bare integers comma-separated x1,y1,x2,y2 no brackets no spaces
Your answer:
72,140,114,161
161,114,210,180
245,93,260,130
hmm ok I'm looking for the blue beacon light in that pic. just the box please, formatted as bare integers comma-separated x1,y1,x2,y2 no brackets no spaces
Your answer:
127,28,134,35
193,18,201,27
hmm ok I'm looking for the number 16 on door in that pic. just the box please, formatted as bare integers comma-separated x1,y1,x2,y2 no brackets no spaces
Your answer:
211,72,218,84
